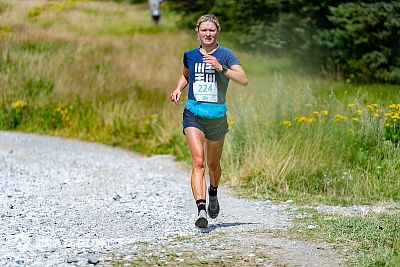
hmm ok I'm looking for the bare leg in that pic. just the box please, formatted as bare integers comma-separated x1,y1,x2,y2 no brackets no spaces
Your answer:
206,138,225,188
184,127,206,201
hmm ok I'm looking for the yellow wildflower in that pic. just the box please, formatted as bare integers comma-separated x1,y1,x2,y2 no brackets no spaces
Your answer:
281,120,292,127
347,103,356,108
53,107,72,124
354,109,363,115
311,111,320,116
321,110,329,116
366,104,378,110
295,116,307,123
12,100,27,110
391,114,400,120
334,114,348,122
352,118,359,122
388,104,400,110
307,117,316,123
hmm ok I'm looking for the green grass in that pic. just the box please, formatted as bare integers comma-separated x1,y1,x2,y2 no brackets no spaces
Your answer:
222,72,400,204
1,0,400,204
326,82,400,105
10,40,75,53
292,208,400,266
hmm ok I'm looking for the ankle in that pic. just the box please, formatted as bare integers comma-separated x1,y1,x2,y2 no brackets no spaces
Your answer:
208,185,218,196
196,199,206,214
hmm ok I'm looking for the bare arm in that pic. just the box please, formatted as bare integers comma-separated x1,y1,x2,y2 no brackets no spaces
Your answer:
222,64,248,86
202,55,248,86
170,67,189,104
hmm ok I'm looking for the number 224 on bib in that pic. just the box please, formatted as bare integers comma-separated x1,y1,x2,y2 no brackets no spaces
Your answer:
193,81,218,103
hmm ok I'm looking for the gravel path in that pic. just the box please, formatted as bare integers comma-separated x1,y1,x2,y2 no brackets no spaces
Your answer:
0,132,348,266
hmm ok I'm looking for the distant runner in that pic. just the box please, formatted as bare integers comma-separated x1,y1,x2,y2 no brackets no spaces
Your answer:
170,14,248,228
148,0,161,24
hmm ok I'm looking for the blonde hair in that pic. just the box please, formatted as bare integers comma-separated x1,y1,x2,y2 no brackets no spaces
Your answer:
195,14,221,33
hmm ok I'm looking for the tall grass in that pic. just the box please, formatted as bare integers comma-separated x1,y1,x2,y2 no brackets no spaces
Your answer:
0,0,190,157
223,68,400,203
1,0,399,203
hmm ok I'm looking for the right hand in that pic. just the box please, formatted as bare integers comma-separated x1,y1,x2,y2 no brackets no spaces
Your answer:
170,89,181,104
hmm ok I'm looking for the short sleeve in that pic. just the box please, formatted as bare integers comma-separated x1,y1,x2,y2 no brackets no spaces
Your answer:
225,49,240,67
183,52,189,68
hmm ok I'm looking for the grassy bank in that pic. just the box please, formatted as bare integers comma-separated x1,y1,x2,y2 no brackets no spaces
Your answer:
1,0,399,204
0,0,190,158
293,208,400,266
224,76,400,204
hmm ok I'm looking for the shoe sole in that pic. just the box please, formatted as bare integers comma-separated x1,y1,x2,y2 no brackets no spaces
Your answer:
207,208,219,219
195,217,208,228
207,200,219,219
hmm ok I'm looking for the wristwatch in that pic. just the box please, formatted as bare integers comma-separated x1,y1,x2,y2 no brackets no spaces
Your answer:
221,65,228,73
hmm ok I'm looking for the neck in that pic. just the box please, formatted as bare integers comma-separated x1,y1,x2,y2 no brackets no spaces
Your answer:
201,44,218,53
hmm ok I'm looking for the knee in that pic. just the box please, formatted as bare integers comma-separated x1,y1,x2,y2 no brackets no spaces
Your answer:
192,158,205,171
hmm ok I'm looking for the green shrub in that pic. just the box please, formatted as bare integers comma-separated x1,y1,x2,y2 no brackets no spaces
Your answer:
325,2,400,83
167,1,400,83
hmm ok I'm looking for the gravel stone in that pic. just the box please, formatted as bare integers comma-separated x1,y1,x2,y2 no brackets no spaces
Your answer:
87,256,99,265
66,256,78,263
0,131,379,266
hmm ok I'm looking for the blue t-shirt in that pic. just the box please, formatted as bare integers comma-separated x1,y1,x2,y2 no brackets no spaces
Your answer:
183,45,240,104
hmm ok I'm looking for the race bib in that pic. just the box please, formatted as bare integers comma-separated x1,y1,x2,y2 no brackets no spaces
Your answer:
193,81,218,103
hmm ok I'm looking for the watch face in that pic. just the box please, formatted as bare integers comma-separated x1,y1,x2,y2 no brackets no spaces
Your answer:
222,65,228,71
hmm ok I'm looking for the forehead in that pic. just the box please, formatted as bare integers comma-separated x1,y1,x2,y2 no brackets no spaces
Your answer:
198,21,217,30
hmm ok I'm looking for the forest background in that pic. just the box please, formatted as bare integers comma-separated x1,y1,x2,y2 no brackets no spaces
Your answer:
1,0,400,205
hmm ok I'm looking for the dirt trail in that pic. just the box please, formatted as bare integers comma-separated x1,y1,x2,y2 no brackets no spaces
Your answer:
0,132,348,266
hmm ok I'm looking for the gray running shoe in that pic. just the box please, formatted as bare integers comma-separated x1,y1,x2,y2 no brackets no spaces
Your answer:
195,210,208,228
207,194,220,219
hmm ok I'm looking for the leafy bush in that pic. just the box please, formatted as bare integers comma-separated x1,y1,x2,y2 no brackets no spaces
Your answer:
325,2,400,83
166,0,400,83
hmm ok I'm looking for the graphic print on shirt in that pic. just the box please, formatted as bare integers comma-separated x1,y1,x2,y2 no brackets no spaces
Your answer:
193,63,218,103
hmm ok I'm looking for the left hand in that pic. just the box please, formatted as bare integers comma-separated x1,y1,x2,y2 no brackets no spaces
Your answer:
203,54,222,72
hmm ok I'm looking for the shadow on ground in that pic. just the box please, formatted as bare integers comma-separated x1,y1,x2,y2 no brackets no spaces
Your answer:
199,222,259,233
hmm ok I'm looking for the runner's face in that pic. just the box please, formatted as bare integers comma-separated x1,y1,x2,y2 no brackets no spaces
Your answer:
197,21,218,46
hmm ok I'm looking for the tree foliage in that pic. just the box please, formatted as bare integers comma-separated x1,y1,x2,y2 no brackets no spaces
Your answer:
326,2,400,83
166,0,400,83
